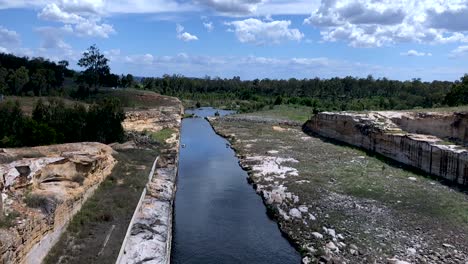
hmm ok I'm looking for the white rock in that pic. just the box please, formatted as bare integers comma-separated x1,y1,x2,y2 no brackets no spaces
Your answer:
289,208,302,218
298,205,308,213
406,247,416,255
326,242,338,251
387,258,411,264
337,234,345,240
323,227,336,238
350,249,357,255
408,177,417,181
302,256,311,264
338,242,346,248
311,232,323,239
308,213,316,221
443,243,455,248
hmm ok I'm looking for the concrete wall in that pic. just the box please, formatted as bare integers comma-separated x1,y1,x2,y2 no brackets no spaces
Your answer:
305,112,468,187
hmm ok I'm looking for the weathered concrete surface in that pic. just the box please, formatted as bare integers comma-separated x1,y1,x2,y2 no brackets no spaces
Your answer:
117,101,183,264
0,143,116,264
305,112,468,186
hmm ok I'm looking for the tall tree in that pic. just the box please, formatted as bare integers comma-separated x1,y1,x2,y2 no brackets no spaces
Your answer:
0,67,7,94
77,45,110,88
9,66,29,95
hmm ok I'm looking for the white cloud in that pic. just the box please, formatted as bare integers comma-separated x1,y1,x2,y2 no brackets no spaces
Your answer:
35,26,72,50
74,20,115,38
0,46,8,53
39,3,84,24
176,24,199,41
106,52,465,81
226,18,304,45
400,50,432,57
0,0,316,16
203,21,214,32
0,26,20,46
304,0,468,47
195,0,263,15
38,2,115,38
449,45,468,58
125,53,154,65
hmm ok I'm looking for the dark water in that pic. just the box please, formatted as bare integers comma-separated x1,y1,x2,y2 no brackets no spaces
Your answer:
171,108,300,264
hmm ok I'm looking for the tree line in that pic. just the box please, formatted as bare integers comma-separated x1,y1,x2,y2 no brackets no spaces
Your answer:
138,74,462,111
0,45,135,97
0,98,125,148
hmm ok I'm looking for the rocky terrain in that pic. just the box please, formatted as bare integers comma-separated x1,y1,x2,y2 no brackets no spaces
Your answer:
306,112,468,187
0,143,116,263
210,114,468,264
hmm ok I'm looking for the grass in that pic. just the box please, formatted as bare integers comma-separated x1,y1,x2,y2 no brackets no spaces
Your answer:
44,148,158,264
86,89,177,109
0,211,20,228
3,96,86,115
150,128,175,144
251,105,315,122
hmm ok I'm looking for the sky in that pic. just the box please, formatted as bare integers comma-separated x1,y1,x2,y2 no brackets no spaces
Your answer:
0,0,468,81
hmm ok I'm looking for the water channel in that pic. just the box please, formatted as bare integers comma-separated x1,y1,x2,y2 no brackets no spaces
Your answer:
171,108,300,263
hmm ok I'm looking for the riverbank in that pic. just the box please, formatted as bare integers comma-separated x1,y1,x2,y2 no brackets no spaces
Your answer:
43,93,183,263
209,114,468,263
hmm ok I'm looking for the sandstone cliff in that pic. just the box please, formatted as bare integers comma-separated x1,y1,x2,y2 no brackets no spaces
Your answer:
305,112,468,187
0,143,116,263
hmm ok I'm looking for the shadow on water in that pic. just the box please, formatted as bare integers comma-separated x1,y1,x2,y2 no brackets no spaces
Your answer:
172,108,300,264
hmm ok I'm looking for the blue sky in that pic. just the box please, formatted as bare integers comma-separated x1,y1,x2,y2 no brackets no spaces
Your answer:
0,0,468,81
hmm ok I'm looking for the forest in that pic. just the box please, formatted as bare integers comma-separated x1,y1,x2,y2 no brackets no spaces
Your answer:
139,75,457,112
1,45,468,147
0,98,125,148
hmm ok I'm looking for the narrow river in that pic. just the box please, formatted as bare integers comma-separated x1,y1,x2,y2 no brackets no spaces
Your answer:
172,108,300,264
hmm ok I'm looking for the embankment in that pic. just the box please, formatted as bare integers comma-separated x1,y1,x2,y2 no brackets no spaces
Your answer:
305,112,468,187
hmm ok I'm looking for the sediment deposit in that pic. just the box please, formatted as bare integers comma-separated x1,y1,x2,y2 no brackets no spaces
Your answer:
305,112,468,187
0,143,116,264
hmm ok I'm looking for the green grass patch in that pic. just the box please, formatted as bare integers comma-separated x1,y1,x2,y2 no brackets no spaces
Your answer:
150,128,175,144
252,105,315,122
0,211,20,228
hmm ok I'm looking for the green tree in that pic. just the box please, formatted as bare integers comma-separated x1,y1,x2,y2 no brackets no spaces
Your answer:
9,67,29,95
31,70,48,96
78,45,110,88
0,67,8,94
445,74,468,106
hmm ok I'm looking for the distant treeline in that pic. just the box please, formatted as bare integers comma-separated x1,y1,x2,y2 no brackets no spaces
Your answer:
138,75,462,111
0,98,125,148
0,51,134,97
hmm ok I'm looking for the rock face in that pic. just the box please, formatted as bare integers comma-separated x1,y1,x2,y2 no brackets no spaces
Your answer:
117,101,183,264
0,142,116,264
379,111,468,144
305,112,468,186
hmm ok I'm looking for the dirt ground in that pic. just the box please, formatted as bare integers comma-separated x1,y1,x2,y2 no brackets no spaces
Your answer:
210,115,468,264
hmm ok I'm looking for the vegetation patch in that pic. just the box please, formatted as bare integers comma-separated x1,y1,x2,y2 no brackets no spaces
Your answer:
150,128,175,144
